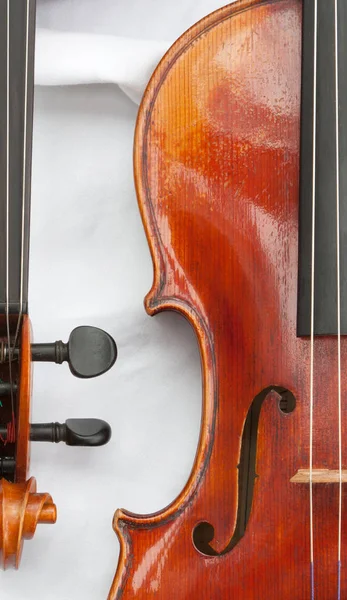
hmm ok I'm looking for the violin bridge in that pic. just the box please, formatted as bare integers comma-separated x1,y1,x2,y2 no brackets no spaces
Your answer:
291,469,347,484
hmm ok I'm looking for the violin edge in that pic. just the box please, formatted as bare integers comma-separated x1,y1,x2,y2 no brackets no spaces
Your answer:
129,0,273,523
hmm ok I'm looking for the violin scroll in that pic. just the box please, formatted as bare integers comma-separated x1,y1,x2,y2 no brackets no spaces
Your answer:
0,477,56,569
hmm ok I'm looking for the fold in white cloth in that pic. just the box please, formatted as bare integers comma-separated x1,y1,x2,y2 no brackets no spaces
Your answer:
35,29,170,104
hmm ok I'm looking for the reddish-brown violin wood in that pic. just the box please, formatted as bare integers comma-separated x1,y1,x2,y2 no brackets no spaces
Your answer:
109,0,347,597
16,315,32,483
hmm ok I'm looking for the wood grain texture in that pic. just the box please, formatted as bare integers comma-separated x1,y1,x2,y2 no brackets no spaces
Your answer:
0,476,56,569
16,314,31,483
291,470,347,484
109,0,347,597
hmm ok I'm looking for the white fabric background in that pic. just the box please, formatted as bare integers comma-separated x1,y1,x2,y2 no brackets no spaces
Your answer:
1,1,232,598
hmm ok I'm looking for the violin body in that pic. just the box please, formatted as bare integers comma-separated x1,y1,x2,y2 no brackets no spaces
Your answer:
109,0,347,597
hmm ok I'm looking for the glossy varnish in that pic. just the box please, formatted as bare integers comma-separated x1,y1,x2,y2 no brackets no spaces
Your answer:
109,0,347,597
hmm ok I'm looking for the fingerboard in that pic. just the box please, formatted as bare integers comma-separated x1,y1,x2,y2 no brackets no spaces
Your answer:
0,0,36,315
298,0,347,335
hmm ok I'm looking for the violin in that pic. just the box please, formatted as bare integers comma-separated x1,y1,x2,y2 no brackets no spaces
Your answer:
108,0,347,597
0,0,117,569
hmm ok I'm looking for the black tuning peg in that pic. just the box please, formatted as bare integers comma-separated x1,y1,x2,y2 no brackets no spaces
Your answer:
30,326,117,379
30,419,112,447
0,383,17,396
0,419,111,447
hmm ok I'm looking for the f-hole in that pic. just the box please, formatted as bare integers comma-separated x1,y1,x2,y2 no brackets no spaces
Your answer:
193,386,296,557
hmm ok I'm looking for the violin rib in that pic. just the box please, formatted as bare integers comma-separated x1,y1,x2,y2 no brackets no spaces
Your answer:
109,0,347,597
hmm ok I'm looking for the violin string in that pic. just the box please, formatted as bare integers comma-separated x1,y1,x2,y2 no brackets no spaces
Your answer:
5,0,15,439
309,0,318,597
11,0,30,356
334,0,342,597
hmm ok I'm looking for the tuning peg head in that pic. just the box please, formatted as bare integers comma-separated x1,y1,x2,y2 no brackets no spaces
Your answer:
29,325,117,379
30,419,112,447
68,326,117,379
64,418,111,446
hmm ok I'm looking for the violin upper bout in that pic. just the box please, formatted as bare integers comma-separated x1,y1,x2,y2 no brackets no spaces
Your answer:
135,0,301,317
